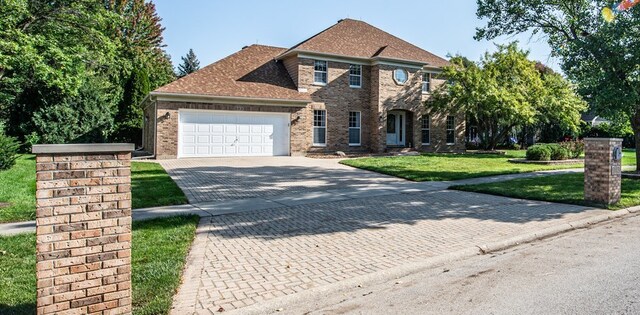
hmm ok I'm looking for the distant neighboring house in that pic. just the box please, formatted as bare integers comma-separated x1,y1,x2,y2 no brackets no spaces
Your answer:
581,113,609,127
143,19,465,159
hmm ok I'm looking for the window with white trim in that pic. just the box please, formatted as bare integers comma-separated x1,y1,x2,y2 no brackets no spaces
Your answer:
393,68,408,84
349,64,362,87
314,60,328,85
313,110,327,146
348,111,361,146
446,116,455,144
422,72,431,93
421,115,430,145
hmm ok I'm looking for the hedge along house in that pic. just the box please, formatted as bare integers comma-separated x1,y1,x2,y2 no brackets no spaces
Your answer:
143,19,465,159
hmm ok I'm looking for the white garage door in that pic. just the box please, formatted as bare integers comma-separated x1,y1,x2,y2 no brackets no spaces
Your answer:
179,110,290,158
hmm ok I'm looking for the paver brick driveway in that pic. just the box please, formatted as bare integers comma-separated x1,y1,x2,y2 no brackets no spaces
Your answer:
170,186,607,314
159,157,405,203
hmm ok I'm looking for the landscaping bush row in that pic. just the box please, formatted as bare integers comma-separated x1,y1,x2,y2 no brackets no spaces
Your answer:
526,141,584,161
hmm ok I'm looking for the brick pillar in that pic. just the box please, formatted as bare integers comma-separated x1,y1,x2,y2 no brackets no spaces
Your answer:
32,144,134,315
584,138,623,205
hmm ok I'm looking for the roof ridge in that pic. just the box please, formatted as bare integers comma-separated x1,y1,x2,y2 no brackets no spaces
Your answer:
248,43,287,50
281,19,345,56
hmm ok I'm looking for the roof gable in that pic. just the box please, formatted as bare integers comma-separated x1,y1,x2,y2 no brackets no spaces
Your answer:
282,19,448,67
154,45,309,101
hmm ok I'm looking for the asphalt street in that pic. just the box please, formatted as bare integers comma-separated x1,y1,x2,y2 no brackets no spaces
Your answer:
275,213,640,315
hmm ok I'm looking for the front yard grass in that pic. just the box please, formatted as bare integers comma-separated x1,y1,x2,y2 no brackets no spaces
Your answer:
451,173,640,210
340,151,580,182
0,156,188,223
0,215,200,315
340,149,637,182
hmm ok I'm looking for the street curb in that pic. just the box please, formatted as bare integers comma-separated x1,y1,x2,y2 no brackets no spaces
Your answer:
227,208,640,315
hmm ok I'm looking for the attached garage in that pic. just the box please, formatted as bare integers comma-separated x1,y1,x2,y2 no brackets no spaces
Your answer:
178,110,290,158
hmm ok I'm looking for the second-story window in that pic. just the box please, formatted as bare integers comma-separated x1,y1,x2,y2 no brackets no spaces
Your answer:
314,60,328,85
349,64,362,88
422,72,431,93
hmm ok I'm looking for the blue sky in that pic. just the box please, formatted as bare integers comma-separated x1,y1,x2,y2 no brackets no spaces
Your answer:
154,0,560,71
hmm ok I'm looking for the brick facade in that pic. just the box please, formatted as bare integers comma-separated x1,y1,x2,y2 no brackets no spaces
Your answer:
584,138,623,205
33,144,134,315
148,58,464,159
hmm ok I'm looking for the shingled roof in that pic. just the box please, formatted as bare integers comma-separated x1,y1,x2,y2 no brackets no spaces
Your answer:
153,19,448,99
280,19,449,67
153,44,310,102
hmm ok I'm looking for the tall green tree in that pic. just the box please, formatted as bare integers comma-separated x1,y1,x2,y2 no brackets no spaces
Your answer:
475,0,640,169
427,43,586,150
0,0,174,146
0,0,120,143
177,49,201,78
106,0,175,145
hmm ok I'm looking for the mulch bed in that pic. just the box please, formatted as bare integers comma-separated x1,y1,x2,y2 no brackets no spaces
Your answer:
306,152,396,159
467,150,507,155
508,158,584,165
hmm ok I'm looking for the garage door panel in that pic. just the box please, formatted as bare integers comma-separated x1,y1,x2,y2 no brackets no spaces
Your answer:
182,146,196,155
210,146,223,155
224,136,236,144
238,125,250,133
211,136,223,144
225,125,237,133
183,135,196,144
251,135,262,143
196,146,209,155
183,124,196,133
179,110,289,158
197,135,209,144
197,125,209,132
237,146,250,154
237,135,250,143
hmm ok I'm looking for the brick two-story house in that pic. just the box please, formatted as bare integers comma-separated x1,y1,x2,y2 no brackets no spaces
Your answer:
143,19,465,159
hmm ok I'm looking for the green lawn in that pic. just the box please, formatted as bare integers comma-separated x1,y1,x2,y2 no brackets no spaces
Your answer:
131,162,188,210
0,156,188,223
452,173,640,210
341,149,637,182
0,215,200,315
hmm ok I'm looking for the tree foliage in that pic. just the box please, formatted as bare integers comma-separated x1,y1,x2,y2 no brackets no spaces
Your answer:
177,49,201,78
426,43,586,150
0,0,174,147
475,0,640,167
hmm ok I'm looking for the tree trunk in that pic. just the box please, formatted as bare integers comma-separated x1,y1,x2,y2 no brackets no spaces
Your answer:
632,112,640,173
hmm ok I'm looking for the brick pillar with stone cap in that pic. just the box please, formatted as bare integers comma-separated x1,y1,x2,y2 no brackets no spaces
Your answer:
584,138,623,205
32,144,134,315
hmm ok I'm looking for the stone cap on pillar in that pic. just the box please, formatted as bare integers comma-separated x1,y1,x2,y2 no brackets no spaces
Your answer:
32,143,135,154
584,138,624,142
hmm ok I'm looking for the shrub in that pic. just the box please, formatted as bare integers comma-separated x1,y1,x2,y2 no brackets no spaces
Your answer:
526,144,551,161
0,130,20,170
548,144,571,160
559,140,584,159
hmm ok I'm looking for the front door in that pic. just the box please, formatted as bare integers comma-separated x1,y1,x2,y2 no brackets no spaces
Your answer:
386,111,405,146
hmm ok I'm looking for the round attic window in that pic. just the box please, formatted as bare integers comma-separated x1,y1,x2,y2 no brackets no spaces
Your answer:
393,68,408,84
